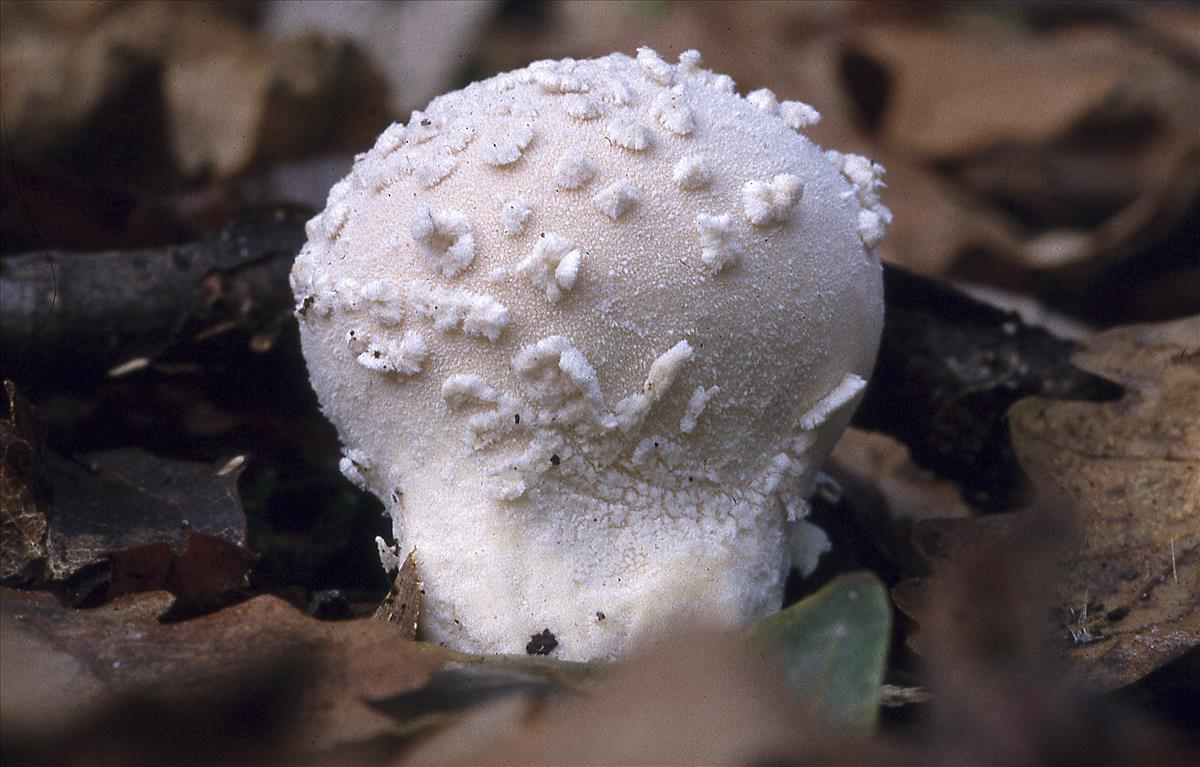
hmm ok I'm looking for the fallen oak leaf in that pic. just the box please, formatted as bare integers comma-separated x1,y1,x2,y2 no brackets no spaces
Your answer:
0,587,445,755
397,578,892,763
368,655,595,747
896,316,1200,691
891,512,1193,765
2,384,259,612
826,428,973,575
45,448,247,578
1008,316,1200,690
2,639,305,767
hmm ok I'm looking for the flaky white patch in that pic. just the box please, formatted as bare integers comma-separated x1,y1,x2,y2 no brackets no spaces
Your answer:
305,202,351,243
605,118,652,152
746,88,779,115
651,90,695,136
742,174,803,226
409,203,475,277
612,340,694,433
442,374,499,409
413,153,457,188
781,100,820,130
677,49,703,73
497,195,534,237
563,93,603,120
679,385,718,433
858,209,888,249
553,148,597,190
406,283,509,341
695,213,742,274
673,155,712,191
356,330,429,376
479,119,534,165
517,233,584,302
592,180,640,220
636,46,675,86
339,448,371,490
799,374,866,431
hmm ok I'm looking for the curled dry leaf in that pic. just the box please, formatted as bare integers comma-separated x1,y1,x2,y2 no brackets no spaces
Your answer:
831,428,973,522
1009,317,1200,690
0,587,608,762
403,576,895,765
44,449,247,579
826,428,972,575
0,588,445,755
891,512,1192,765
898,317,1199,691
164,31,385,179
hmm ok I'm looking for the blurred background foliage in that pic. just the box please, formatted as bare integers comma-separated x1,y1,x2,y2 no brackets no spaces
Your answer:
3,0,1196,325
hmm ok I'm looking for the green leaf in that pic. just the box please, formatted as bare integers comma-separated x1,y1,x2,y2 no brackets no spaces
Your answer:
748,571,892,729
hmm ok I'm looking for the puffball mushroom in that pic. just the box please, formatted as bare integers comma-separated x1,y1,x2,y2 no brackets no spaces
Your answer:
291,48,890,661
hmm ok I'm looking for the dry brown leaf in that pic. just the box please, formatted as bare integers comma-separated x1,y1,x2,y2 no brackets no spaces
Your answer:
0,2,143,157
164,32,384,179
897,317,1199,691
827,429,973,575
0,1,387,179
832,429,973,524
850,24,1121,160
373,548,421,640
399,626,885,767
1008,317,1200,690
44,449,248,580
28,448,259,614
762,31,1020,278
836,16,1200,279
891,512,1192,765
0,588,445,752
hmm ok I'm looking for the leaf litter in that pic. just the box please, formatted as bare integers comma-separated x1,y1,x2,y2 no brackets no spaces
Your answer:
1,1,1198,762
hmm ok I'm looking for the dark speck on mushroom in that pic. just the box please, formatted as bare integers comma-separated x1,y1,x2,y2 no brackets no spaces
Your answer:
550,454,561,466
526,628,558,655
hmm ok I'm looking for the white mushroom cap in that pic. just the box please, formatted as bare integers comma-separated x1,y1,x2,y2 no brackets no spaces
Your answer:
291,49,888,661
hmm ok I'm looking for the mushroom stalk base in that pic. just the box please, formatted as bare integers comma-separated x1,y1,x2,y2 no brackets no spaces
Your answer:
390,462,795,661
